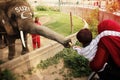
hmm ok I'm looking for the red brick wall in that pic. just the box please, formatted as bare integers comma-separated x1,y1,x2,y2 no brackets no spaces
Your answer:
60,6,120,24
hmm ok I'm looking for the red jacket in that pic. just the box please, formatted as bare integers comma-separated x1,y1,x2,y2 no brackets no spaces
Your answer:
90,20,120,71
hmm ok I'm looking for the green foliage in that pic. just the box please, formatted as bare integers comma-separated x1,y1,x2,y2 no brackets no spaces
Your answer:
36,6,49,11
0,60,5,65
37,52,65,69
37,46,92,77
36,6,59,11
0,69,17,80
86,9,99,38
63,48,92,77
64,54,91,77
26,67,36,75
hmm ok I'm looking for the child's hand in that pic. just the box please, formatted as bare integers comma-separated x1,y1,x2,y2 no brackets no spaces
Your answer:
72,46,82,55
73,46,81,50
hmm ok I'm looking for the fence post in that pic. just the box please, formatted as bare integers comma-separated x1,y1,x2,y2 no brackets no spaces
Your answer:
70,12,73,33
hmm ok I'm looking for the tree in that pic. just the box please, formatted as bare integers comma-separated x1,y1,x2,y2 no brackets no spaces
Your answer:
106,0,119,12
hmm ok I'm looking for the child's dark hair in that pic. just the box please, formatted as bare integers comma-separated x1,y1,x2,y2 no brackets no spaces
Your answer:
76,28,92,47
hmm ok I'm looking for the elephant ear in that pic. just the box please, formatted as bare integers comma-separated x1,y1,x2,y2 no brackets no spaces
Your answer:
0,9,15,35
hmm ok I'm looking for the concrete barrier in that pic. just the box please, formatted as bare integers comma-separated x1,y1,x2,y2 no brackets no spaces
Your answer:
0,33,77,73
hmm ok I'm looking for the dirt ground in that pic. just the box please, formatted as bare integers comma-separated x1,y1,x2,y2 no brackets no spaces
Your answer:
17,59,88,80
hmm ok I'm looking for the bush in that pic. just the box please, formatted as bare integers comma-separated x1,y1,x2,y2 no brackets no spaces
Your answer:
63,48,92,77
0,69,17,80
86,9,99,38
36,6,59,11
36,6,49,11
0,60,5,65
37,52,65,69
37,43,92,77
106,1,119,12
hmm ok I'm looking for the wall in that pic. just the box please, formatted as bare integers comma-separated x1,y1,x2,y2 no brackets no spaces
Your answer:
0,33,77,74
60,5,120,24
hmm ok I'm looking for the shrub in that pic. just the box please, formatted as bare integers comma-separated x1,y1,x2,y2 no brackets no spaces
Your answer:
106,1,120,12
63,48,92,77
37,52,65,69
0,60,5,65
86,9,99,38
0,69,17,80
37,43,92,77
36,6,49,11
36,6,59,11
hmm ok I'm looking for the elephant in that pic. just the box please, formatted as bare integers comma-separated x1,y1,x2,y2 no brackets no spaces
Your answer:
0,0,71,60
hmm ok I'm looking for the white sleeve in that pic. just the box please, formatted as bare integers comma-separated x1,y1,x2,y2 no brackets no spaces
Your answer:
73,46,82,55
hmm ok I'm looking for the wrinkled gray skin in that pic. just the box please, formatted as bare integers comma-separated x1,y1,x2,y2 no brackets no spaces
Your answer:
0,0,71,60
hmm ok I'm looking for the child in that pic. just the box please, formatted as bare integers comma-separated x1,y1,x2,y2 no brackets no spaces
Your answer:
32,17,41,49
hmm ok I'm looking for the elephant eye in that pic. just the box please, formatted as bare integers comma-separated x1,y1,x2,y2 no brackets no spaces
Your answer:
11,13,17,21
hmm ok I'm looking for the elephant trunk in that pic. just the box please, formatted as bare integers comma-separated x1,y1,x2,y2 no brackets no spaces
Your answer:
23,22,67,46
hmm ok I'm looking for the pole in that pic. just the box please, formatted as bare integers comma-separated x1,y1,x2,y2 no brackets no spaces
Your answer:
70,12,73,33
58,0,61,11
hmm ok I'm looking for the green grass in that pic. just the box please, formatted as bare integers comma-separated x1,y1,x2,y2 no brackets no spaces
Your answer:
35,11,84,36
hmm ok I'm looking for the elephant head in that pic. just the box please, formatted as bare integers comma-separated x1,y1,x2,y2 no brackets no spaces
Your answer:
0,0,71,60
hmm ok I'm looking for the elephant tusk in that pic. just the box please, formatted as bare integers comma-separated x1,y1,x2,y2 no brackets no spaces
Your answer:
2,19,5,24
20,31,26,47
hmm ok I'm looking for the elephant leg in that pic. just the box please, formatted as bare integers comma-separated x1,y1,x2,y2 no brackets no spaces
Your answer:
4,35,8,46
21,33,29,55
0,35,3,48
0,35,7,49
8,38,16,60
